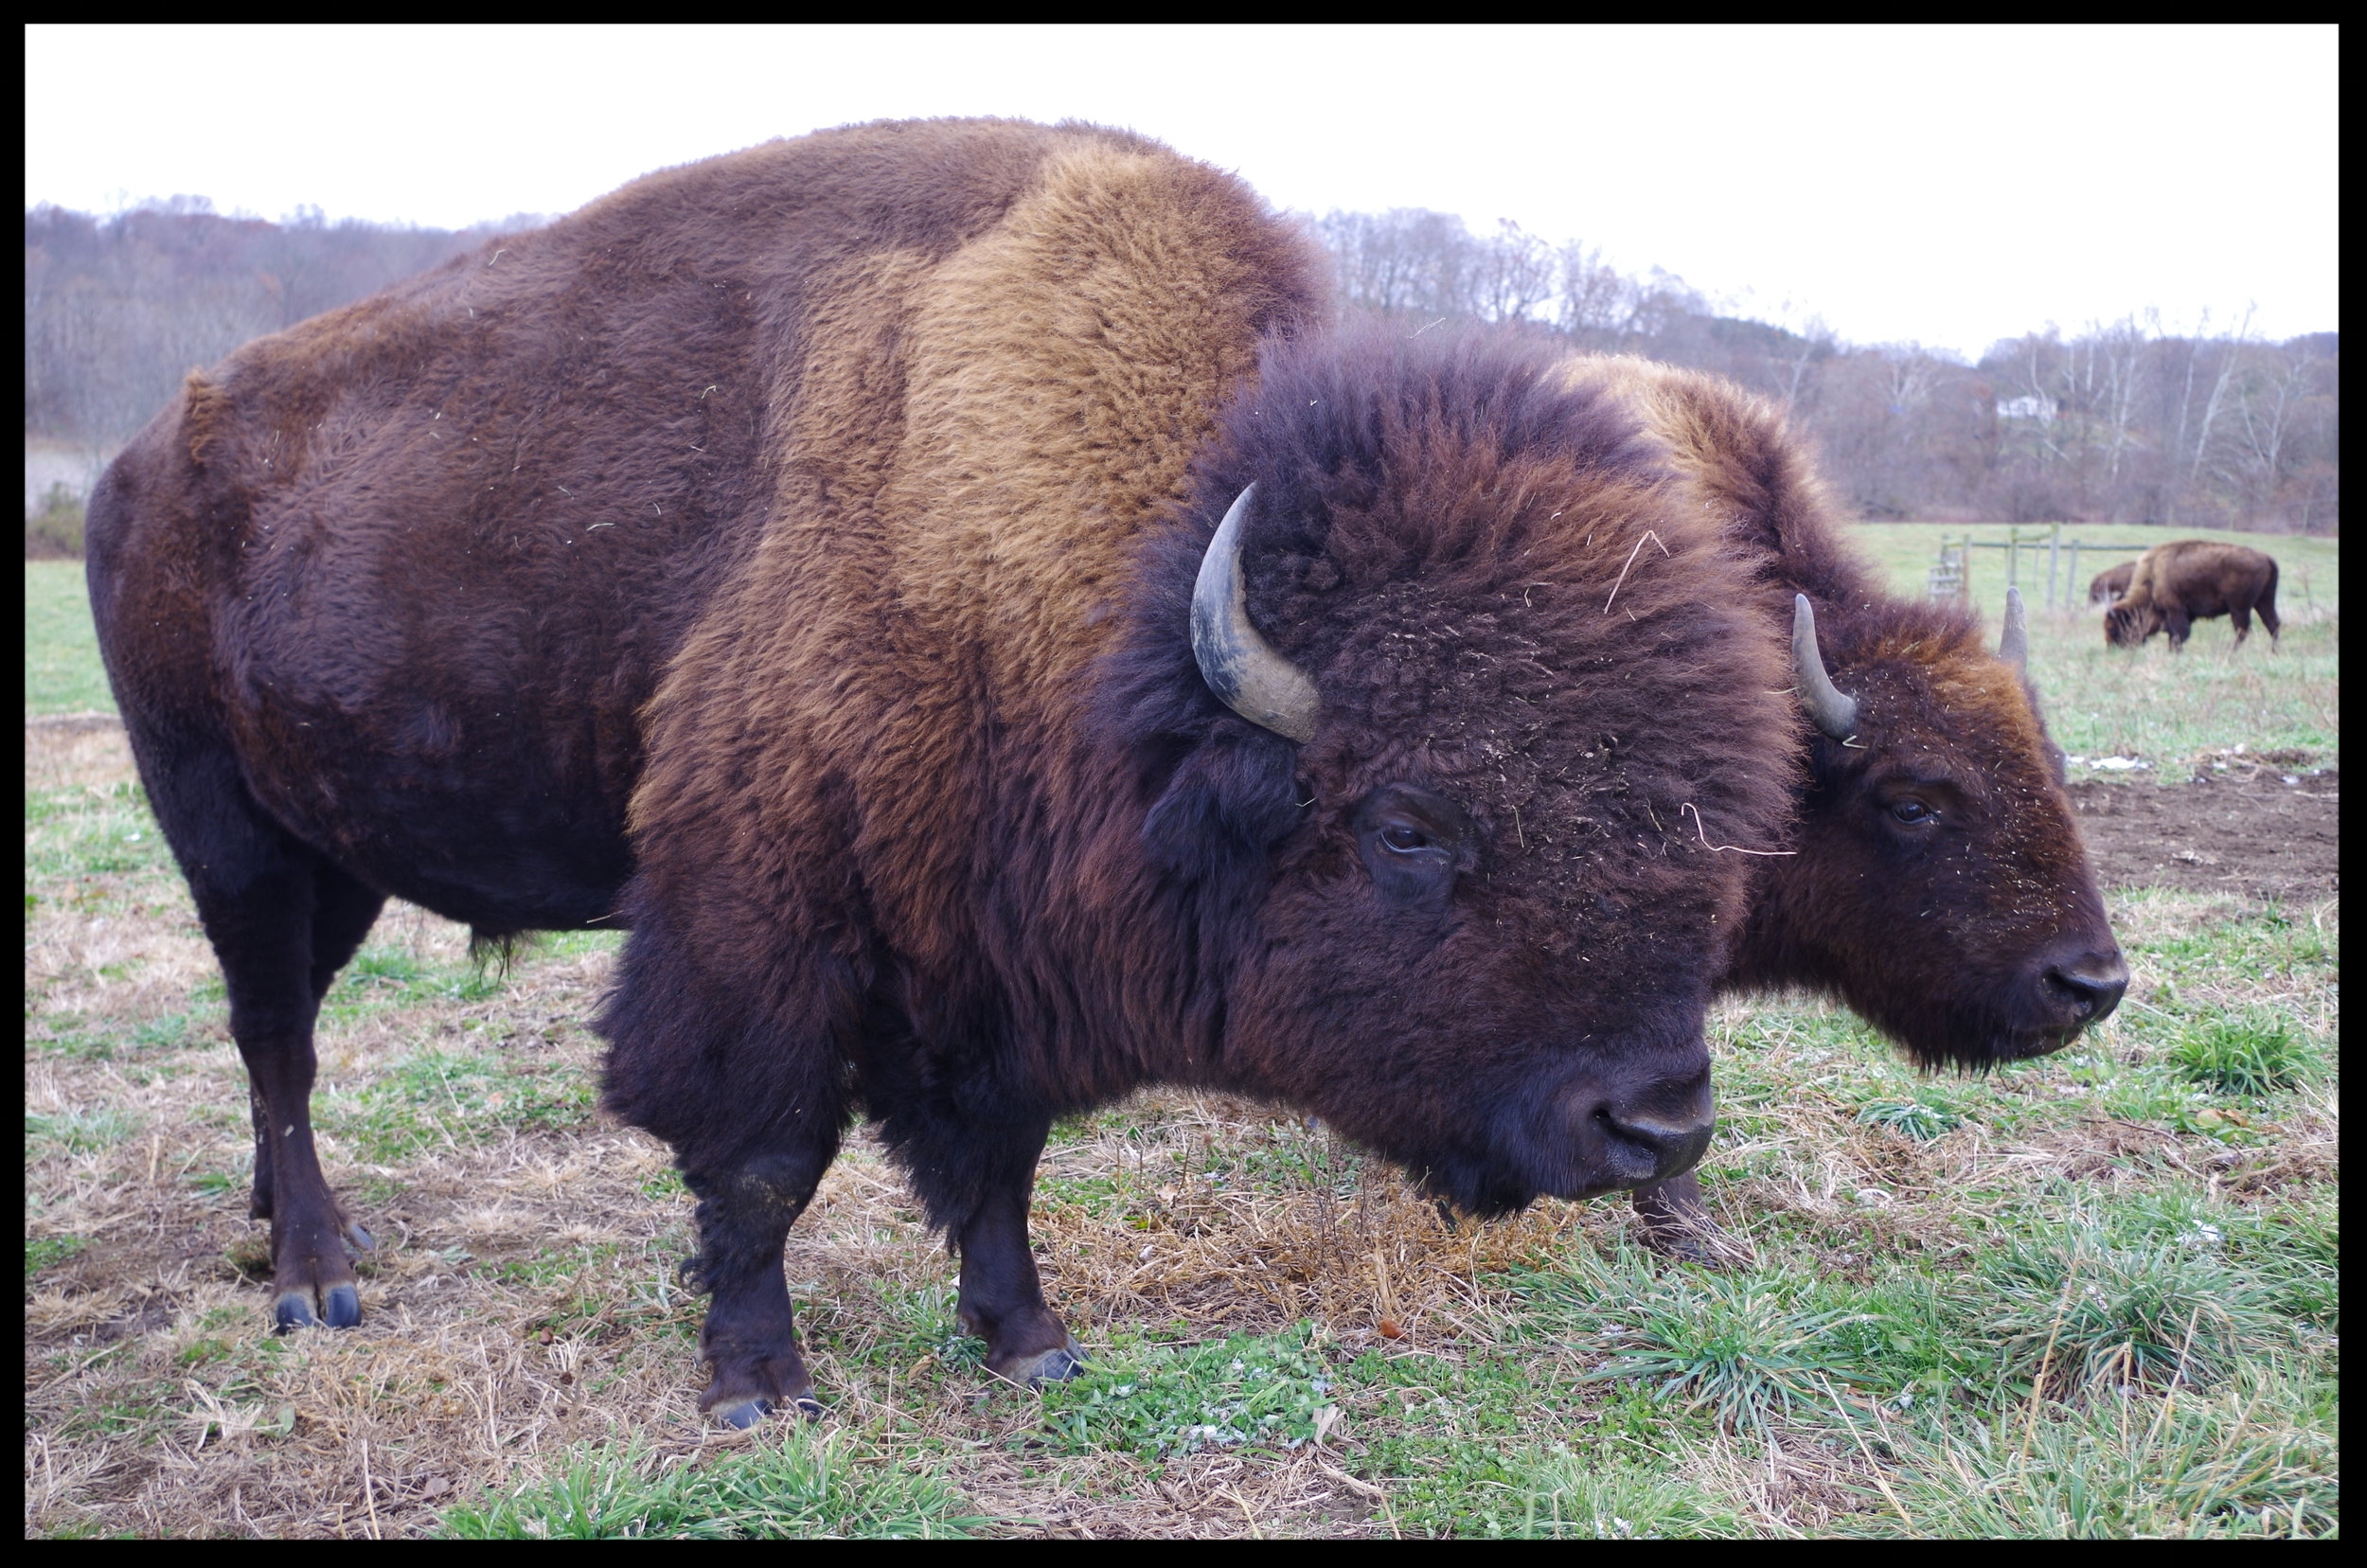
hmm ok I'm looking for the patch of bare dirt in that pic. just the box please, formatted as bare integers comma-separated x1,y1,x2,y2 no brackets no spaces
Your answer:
2067,766,2338,903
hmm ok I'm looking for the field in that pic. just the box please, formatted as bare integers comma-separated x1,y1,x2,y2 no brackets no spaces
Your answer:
24,538,2339,1539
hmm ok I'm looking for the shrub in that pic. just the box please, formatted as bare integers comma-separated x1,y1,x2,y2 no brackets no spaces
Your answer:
26,483,85,560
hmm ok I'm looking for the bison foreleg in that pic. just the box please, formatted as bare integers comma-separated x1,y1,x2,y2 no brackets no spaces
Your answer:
1630,1171,1749,1267
683,1149,835,1428
943,1119,1083,1386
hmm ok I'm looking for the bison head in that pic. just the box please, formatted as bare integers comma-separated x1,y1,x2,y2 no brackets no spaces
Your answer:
1104,331,1797,1214
2104,598,2162,648
1735,590,2127,1067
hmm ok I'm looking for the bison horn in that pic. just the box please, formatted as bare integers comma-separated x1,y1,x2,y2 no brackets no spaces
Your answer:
1192,485,1320,742
1791,594,1859,741
1999,585,2029,670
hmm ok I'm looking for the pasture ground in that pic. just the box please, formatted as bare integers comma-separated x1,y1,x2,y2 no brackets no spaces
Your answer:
24,538,2339,1539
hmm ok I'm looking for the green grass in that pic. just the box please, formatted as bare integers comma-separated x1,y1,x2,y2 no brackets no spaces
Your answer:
26,1236,86,1280
438,1430,989,1540
1557,1259,1876,1434
1039,1322,1339,1458
323,1046,596,1161
2168,1013,2313,1097
26,561,112,715
25,780,171,880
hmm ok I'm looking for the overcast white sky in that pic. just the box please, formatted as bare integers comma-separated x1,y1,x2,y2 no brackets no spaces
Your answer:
26,24,2338,360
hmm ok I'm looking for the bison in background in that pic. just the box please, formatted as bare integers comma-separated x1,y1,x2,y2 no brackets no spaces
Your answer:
1557,359,2127,1254
2106,541,2282,650
86,118,1803,1425
2090,561,2136,605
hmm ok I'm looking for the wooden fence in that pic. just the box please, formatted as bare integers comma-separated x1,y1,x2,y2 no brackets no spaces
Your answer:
1925,525,2159,608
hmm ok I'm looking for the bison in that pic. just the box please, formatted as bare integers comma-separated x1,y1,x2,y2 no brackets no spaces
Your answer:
2105,540,2282,650
2090,561,2136,605
1554,361,2128,1252
88,118,1805,1423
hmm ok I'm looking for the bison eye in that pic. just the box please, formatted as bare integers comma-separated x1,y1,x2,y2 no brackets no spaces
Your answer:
1890,799,1935,825
1352,784,1470,909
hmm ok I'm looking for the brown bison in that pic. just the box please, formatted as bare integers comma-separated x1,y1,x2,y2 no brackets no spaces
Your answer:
2106,540,2282,650
1556,361,2127,1251
2090,561,2136,604
87,119,1802,1423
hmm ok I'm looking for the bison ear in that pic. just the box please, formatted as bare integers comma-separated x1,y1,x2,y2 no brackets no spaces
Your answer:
1142,727,1304,881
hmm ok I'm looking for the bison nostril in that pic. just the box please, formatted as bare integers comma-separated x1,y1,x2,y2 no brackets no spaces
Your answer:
1599,1113,1715,1185
2045,959,2128,1024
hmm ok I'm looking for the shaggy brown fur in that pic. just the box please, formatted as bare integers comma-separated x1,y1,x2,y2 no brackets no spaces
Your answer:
2106,540,2281,650
2090,561,2137,605
86,119,1795,1421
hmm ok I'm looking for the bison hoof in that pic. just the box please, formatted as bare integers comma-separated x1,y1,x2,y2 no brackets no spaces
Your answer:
996,1341,1088,1387
712,1397,772,1430
272,1282,364,1330
707,1392,825,1429
344,1221,376,1253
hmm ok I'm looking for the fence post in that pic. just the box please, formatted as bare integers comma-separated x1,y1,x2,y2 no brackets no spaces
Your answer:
2048,522,2061,609
2067,538,2081,607
1960,533,1971,602
2006,526,2020,597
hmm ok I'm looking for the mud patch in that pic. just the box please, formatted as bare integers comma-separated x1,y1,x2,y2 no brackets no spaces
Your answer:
2068,769,2338,903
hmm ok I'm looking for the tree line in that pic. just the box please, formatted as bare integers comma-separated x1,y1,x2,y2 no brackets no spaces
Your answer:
1313,209,2337,533
25,200,2339,531
24,200,532,472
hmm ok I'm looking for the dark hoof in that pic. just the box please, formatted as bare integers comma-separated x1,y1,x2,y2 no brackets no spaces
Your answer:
344,1221,376,1253
998,1342,1088,1386
273,1292,320,1331
324,1284,363,1327
791,1396,827,1422
711,1397,773,1430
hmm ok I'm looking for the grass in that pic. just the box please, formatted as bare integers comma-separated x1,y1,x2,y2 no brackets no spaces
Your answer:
1038,1323,1339,1458
26,561,112,716
440,1429,990,1539
23,543,2338,1537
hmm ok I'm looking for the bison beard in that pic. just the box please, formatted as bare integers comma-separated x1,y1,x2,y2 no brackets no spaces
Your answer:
86,119,1798,1424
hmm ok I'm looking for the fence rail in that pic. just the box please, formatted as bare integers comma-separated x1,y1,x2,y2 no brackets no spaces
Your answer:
1922,525,2164,609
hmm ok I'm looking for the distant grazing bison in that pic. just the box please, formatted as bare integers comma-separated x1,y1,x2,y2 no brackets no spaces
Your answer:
1556,361,2127,1249
89,119,1808,1423
2105,540,2282,650
2090,561,2136,604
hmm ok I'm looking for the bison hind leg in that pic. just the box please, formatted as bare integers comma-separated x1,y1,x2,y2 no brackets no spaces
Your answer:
135,738,384,1328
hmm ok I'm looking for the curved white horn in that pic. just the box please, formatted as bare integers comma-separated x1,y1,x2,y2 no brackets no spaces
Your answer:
1190,485,1320,743
1999,586,2029,670
1791,594,1859,740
